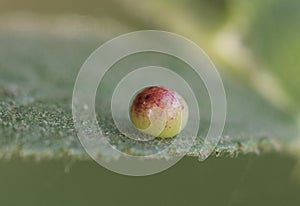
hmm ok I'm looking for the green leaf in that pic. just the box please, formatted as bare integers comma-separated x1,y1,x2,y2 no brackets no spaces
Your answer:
0,30,298,161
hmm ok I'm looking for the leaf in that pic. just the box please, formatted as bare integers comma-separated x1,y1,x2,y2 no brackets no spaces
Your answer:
0,23,298,161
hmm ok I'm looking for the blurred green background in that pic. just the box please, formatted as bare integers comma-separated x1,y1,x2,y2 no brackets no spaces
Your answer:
0,0,300,205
